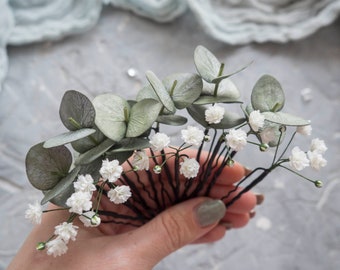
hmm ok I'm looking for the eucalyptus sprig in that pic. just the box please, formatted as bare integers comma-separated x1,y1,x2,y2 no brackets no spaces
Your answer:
24,45,327,257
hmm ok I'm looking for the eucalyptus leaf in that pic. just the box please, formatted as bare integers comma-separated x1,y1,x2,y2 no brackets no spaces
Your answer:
193,96,242,105
44,184,75,208
156,115,188,126
187,105,245,129
194,45,221,83
106,151,134,165
79,158,103,182
71,126,106,153
201,79,240,100
59,90,96,131
41,166,80,205
75,138,115,165
251,75,285,112
163,73,203,109
211,62,251,84
26,143,72,191
126,99,163,137
43,128,96,148
262,111,310,126
93,93,129,142
110,138,150,152
146,71,175,113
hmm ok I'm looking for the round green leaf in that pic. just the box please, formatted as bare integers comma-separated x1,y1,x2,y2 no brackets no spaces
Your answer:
193,96,242,105
251,75,285,112
163,73,203,109
41,166,80,205
106,151,134,165
126,99,163,137
93,93,129,142
156,115,188,126
75,138,115,165
43,128,96,148
71,126,106,153
59,90,96,131
201,79,240,100
194,45,221,83
146,71,175,113
262,111,310,126
26,143,72,191
44,184,75,208
110,138,150,152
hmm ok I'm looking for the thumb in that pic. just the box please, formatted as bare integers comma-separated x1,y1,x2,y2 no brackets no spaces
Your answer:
126,198,226,268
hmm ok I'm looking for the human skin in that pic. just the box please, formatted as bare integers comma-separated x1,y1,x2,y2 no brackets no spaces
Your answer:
8,149,258,270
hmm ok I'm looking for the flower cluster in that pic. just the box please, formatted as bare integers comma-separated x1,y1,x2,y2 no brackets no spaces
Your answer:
24,45,327,256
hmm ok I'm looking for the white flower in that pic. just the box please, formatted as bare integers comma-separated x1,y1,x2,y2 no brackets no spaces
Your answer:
289,146,309,171
66,191,92,215
46,237,68,257
179,157,200,179
74,174,96,193
181,126,205,146
248,110,265,132
54,222,78,243
132,150,149,171
108,185,132,204
296,125,312,136
25,201,43,224
259,127,276,144
99,159,123,183
149,132,170,151
205,105,225,124
307,151,327,171
310,138,327,154
225,129,248,151
79,211,101,227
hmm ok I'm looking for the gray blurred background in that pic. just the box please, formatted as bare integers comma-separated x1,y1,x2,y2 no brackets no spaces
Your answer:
1,2,339,270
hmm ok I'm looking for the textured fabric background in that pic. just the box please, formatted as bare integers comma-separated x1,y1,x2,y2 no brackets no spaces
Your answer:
0,2,339,270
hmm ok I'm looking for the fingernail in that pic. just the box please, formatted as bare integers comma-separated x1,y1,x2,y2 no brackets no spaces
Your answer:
196,200,226,227
243,166,252,176
255,194,265,205
249,209,256,219
219,221,233,230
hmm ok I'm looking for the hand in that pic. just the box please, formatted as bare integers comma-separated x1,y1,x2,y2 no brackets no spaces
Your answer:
8,149,260,270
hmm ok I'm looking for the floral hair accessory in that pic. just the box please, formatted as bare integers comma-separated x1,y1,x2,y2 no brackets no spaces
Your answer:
24,45,327,257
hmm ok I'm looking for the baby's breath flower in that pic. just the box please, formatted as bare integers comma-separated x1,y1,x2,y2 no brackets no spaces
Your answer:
225,129,247,152
99,159,123,183
181,126,205,146
46,237,68,257
79,211,101,227
25,201,43,225
108,185,132,204
179,157,200,179
66,191,92,215
205,105,225,124
289,146,309,171
259,127,276,144
248,110,265,132
296,125,312,136
307,151,327,171
132,150,149,171
149,132,170,151
74,174,96,193
310,138,327,154
54,222,78,243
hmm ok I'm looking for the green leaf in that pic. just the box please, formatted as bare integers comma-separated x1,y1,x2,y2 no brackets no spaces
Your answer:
44,184,75,208
162,73,203,109
201,78,240,100
187,105,245,129
41,167,80,205
126,99,162,137
71,126,106,153
193,96,242,105
59,90,96,131
156,115,188,126
93,94,129,142
43,128,96,148
262,111,310,126
251,75,285,112
211,62,251,84
79,158,103,182
75,138,115,165
146,71,175,113
106,151,134,165
110,138,150,152
194,45,221,83
25,143,72,191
